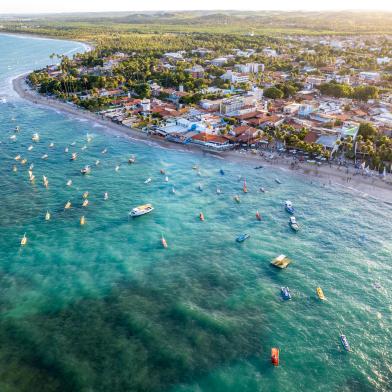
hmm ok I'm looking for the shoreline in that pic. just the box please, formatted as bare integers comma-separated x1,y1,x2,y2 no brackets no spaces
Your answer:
12,74,392,203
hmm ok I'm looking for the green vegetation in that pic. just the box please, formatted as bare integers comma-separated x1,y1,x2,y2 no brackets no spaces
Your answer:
318,81,379,100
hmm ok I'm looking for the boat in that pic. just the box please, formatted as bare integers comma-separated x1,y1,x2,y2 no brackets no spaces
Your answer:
20,159,27,165
9,135,16,141
64,147,69,153
104,192,109,200
198,184,203,192
129,204,154,217
43,176,49,188
82,199,89,207
197,170,201,176
285,201,294,214
161,235,168,248
234,195,240,203
243,178,248,193
271,348,279,366
340,335,351,352
14,155,21,161
27,145,33,151
254,165,263,169
29,164,34,170
171,187,176,194
281,287,292,300
95,160,100,166
49,142,54,148
236,233,250,243
12,165,17,172
289,216,300,231
81,165,91,175
71,141,76,146
260,187,266,193
14,126,20,133
64,201,71,209
86,134,92,143
66,179,72,187
160,169,165,174
32,133,39,142
81,145,87,151
101,148,107,154
275,178,282,184
20,233,27,246
165,176,169,182
70,152,77,161
192,165,198,170
316,287,326,301
256,210,261,221
199,212,205,221
41,154,48,160
271,254,291,269
82,191,89,199
80,216,85,225
29,174,35,182
220,169,225,175
115,165,120,172
216,187,222,194
144,178,152,184
45,211,51,221
128,156,136,164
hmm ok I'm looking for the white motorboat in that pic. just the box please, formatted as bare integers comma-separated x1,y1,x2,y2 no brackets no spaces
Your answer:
129,204,154,217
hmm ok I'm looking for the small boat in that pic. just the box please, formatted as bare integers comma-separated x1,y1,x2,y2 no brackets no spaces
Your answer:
316,287,326,301
82,199,89,207
199,212,205,221
115,165,120,172
9,135,17,141
64,201,71,209
29,164,34,170
285,201,294,214
43,176,49,188
41,154,48,160
104,192,109,200
14,155,21,161
12,165,17,172
144,178,152,184
256,210,261,221
254,165,263,169
216,188,222,194
160,169,165,174
192,165,198,170
20,159,27,165
64,147,69,153
243,178,248,193
66,179,72,187
95,160,100,166
271,348,279,366
81,165,91,175
20,233,27,246
27,145,33,151
289,216,300,231
197,171,201,177
29,174,35,182
86,134,92,143
260,187,266,193
70,153,77,161
32,133,39,142
128,156,136,164
220,169,225,175
71,141,76,146
271,254,291,269
101,148,107,154
129,204,154,217
340,335,351,352
14,126,20,133
161,235,168,248
82,191,89,199
275,178,282,184
165,176,169,182
236,233,250,243
45,211,51,221
281,286,292,300
49,142,54,148
171,187,176,194
198,184,203,192
81,145,87,151
80,216,85,225
234,195,240,203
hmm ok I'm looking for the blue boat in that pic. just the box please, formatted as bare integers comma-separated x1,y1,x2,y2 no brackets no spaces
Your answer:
285,200,295,214
340,335,351,351
236,233,250,242
281,287,292,300
220,169,225,175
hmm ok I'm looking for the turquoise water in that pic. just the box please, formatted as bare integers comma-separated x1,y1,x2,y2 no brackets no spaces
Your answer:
0,34,391,392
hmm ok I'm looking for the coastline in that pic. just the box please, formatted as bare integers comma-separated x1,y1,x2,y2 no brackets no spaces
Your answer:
12,74,392,203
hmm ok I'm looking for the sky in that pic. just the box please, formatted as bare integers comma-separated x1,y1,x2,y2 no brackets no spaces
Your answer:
0,0,391,14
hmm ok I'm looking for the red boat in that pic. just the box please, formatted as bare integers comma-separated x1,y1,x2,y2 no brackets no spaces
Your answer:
256,210,261,221
271,348,279,366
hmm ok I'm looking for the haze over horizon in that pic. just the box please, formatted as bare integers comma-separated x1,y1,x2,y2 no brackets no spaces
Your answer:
0,0,391,14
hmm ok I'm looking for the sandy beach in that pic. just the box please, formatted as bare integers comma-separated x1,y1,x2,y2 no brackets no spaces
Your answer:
12,74,392,203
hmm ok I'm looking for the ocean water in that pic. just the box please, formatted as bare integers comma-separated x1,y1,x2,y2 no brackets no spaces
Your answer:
0,34,391,392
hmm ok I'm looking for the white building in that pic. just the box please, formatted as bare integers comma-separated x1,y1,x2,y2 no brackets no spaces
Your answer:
221,70,249,84
211,57,228,67
359,72,381,82
262,48,277,57
377,57,391,65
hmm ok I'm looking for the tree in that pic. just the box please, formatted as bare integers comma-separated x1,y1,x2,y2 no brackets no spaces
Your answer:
358,122,377,140
264,86,284,99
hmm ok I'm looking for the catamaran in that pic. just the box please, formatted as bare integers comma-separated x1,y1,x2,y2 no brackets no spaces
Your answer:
129,204,154,217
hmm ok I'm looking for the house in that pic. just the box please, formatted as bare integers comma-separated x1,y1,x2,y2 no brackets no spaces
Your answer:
377,57,391,65
221,70,249,84
262,48,278,57
298,104,315,117
220,96,246,115
359,72,380,82
340,121,360,139
163,52,184,61
185,65,205,78
191,133,232,150
316,134,339,151
283,103,301,115
199,99,223,111
211,57,228,67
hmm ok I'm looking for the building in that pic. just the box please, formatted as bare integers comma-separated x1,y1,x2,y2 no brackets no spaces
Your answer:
185,65,205,78
341,121,360,139
220,70,249,84
211,57,228,67
191,133,232,150
262,48,277,57
359,72,381,82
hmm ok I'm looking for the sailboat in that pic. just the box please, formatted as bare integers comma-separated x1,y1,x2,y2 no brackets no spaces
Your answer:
64,201,71,209
64,147,69,153
43,176,48,188
161,235,168,248
45,211,51,221
199,212,205,221
12,165,17,172
243,178,248,193
70,152,77,161
80,216,85,225
66,179,72,187
256,210,261,221
104,192,109,200
20,233,27,246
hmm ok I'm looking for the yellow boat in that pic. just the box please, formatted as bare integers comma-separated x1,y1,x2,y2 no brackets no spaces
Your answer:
20,233,27,246
82,191,89,199
316,287,326,300
64,201,71,209
271,254,291,269
80,216,85,225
